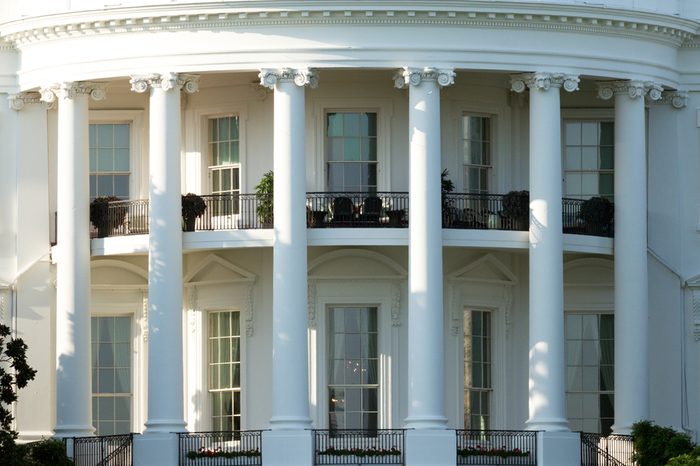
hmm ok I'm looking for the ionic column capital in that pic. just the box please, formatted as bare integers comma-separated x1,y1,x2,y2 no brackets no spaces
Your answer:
258,68,318,89
596,80,663,101
8,91,46,111
129,73,199,94
651,90,688,109
510,72,580,93
39,82,107,107
394,67,455,89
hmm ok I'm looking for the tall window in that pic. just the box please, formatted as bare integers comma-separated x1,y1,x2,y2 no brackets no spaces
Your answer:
328,307,378,430
464,309,492,430
89,123,130,200
91,316,132,435
209,116,240,215
564,121,614,200
566,313,614,434
462,116,492,194
326,112,377,192
209,311,241,431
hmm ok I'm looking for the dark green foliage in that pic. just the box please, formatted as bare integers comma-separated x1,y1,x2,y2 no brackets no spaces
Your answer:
90,196,127,237
580,196,614,232
28,439,74,466
0,324,39,464
668,447,700,465
181,193,207,220
632,420,693,466
255,171,274,226
502,190,530,224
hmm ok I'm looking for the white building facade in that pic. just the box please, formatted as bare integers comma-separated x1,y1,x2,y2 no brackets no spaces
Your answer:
0,1,699,465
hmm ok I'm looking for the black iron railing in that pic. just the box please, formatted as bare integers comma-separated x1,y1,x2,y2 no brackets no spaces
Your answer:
581,432,634,466
87,193,614,238
178,431,263,466
73,434,133,466
314,429,405,465
456,430,536,465
306,192,410,228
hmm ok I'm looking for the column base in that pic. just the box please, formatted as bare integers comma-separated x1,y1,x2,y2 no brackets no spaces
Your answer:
262,429,313,466
404,415,448,430
143,419,187,434
133,432,179,466
611,422,633,435
537,431,581,466
405,429,456,466
525,417,570,432
269,415,313,430
53,424,95,439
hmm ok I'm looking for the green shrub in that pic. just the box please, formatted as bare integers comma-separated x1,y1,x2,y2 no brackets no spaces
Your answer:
632,420,693,466
29,438,74,466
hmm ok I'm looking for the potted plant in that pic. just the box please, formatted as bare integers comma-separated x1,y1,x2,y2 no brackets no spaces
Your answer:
441,169,455,227
255,171,274,228
181,193,207,231
90,196,127,238
580,196,614,235
502,190,529,230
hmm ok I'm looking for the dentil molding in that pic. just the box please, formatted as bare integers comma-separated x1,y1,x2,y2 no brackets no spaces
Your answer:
1,3,695,48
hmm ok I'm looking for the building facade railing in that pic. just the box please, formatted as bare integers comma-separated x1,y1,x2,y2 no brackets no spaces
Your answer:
72,433,133,466
314,429,405,465
85,193,614,239
580,432,635,466
456,430,537,465
178,431,263,466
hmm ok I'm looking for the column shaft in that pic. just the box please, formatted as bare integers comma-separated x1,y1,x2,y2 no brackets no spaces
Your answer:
269,74,312,429
145,81,186,433
403,70,449,429
54,89,93,438
613,91,648,434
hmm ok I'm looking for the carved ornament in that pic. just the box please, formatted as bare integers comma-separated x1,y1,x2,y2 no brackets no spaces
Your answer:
129,73,199,93
394,67,455,89
510,72,579,93
596,80,663,101
258,68,318,89
39,82,107,107
8,91,44,111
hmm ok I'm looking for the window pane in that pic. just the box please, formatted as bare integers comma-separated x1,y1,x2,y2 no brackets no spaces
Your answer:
97,149,114,172
114,124,130,148
114,175,129,199
581,122,598,145
97,125,114,149
327,113,343,137
565,122,581,145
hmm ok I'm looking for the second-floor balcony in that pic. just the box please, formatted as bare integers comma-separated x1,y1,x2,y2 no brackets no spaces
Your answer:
90,193,614,239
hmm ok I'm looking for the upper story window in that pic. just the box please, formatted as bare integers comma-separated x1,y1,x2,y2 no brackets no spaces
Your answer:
326,112,377,192
462,116,492,195
564,121,614,200
464,309,492,430
209,116,240,214
89,123,130,200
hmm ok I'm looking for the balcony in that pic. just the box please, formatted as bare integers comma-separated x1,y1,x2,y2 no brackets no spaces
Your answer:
89,193,613,239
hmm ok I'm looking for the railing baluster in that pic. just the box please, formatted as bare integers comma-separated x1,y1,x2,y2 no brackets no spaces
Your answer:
456,430,537,466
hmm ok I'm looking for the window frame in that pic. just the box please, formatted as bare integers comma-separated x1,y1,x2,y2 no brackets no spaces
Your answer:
463,308,494,430
312,99,393,191
324,111,379,193
461,114,494,195
561,109,615,201
89,110,145,200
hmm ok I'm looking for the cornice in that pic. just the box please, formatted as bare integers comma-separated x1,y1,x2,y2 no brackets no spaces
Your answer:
0,2,696,48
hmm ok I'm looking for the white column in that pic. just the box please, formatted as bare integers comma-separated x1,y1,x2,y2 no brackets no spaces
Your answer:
131,73,198,435
259,68,317,429
512,73,579,432
598,80,661,434
258,68,316,466
40,82,107,438
395,67,454,429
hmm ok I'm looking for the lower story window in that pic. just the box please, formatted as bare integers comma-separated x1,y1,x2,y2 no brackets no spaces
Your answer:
464,309,492,430
566,313,614,434
209,311,241,431
328,306,378,430
91,316,132,435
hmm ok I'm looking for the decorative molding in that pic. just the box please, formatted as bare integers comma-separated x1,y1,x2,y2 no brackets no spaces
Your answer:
249,82,271,100
188,286,198,336
39,81,107,107
141,293,149,342
129,73,199,93
450,285,461,336
685,275,700,341
596,80,663,101
391,283,401,327
2,7,694,48
245,283,254,337
503,285,513,337
651,90,688,109
8,91,44,110
259,68,318,89
307,279,317,329
510,72,579,93
394,67,455,89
